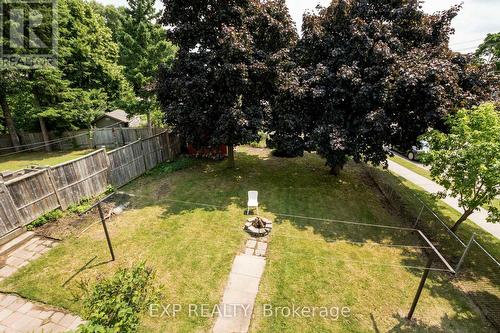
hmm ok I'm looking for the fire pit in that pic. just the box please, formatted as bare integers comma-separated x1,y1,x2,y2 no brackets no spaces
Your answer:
244,216,272,237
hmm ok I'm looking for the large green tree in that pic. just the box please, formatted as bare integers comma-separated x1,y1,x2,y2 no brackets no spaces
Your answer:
272,0,494,174
476,32,500,71
158,0,295,167
1,0,134,151
420,103,500,232
93,0,177,130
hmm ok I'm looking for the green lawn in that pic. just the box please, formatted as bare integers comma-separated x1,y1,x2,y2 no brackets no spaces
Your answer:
0,149,94,172
1,148,494,332
389,155,431,179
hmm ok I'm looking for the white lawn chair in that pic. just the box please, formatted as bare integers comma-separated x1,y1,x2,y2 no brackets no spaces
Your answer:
247,191,259,215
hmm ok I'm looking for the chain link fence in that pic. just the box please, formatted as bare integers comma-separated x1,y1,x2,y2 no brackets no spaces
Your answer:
367,167,500,330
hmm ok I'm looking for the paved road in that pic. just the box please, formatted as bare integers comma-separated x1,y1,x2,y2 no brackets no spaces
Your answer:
387,160,500,239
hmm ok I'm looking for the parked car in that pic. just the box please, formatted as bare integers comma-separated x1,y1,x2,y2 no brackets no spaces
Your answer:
392,140,430,161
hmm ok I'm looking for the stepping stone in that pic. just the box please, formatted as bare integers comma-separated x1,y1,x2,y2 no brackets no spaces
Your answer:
246,240,256,248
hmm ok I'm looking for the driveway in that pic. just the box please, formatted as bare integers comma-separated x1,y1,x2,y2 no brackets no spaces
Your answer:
387,159,500,239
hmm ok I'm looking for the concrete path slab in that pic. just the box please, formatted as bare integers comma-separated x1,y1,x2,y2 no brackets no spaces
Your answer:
213,236,269,333
388,160,500,239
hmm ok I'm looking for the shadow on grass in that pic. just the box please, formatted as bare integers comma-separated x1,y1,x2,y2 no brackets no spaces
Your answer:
120,149,496,330
62,255,113,287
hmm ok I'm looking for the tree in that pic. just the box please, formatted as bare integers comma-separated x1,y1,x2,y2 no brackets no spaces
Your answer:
476,32,500,71
58,0,134,109
287,0,494,175
0,0,135,151
159,0,294,167
92,0,177,131
0,72,23,151
420,103,500,232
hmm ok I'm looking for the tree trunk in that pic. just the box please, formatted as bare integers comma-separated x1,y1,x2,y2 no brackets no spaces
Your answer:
32,89,51,152
38,116,51,152
329,164,342,176
227,144,235,168
451,209,474,233
0,91,21,151
147,111,152,133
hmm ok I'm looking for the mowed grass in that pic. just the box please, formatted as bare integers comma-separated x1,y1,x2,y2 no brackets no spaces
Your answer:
389,155,431,180
1,147,493,332
0,149,94,172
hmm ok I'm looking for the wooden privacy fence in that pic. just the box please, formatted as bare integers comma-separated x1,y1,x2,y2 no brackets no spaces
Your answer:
0,127,166,152
0,131,181,238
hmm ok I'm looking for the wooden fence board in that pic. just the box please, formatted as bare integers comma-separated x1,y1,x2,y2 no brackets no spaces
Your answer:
142,132,166,170
4,169,60,225
0,183,22,235
0,132,180,237
50,149,109,209
93,128,121,148
107,140,146,188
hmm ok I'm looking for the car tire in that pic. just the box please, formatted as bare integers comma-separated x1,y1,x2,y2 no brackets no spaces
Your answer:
407,152,415,160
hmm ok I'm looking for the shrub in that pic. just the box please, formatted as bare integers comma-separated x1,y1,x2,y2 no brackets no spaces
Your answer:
26,209,63,230
68,197,94,215
76,263,160,333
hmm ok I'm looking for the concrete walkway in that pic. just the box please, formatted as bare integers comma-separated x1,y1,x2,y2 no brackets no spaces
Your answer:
212,237,268,333
387,159,500,239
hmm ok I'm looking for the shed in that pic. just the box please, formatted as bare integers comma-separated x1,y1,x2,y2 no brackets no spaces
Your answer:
93,109,142,128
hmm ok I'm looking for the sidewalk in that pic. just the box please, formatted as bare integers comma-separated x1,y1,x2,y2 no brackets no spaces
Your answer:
387,160,500,239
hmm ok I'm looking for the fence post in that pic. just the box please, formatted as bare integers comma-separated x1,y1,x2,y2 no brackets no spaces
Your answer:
47,167,63,209
413,204,425,228
140,138,148,171
455,233,475,274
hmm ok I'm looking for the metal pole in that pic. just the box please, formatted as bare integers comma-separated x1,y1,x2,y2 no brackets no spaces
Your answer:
413,204,424,228
455,233,475,274
97,202,115,261
407,258,433,320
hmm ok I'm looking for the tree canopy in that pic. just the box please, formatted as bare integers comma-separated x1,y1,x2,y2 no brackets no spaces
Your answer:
268,0,495,174
157,0,297,167
420,103,500,232
1,0,134,141
93,0,177,126
476,32,500,71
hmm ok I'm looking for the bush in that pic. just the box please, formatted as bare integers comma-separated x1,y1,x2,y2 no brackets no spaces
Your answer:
76,263,160,333
26,209,63,230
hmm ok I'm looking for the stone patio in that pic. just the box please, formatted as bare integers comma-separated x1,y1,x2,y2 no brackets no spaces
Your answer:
0,235,59,282
0,294,83,332
0,232,84,332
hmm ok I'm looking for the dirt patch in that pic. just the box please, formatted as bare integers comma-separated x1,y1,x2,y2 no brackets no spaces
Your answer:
156,179,172,200
34,193,132,240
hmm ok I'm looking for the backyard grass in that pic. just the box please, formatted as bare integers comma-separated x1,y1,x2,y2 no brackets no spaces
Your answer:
0,149,94,172
0,147,494,332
